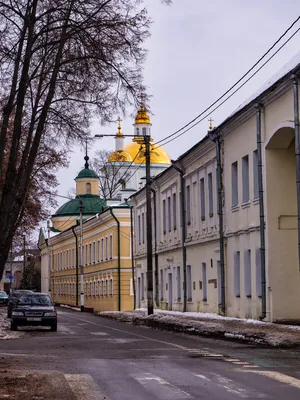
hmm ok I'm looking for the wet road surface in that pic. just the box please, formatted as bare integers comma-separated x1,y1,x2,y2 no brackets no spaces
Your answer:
1,307,300,399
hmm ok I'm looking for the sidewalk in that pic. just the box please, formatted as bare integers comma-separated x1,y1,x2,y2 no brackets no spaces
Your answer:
98,308,300,348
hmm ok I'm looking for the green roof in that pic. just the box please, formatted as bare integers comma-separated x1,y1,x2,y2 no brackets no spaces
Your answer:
52,195,106,217
75,167,98,179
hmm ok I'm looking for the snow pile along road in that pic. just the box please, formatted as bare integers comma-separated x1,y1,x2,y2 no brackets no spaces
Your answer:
98,309,300,348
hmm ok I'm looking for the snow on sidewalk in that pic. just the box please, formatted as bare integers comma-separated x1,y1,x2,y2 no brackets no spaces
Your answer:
98,308,300,348
0,309,22,340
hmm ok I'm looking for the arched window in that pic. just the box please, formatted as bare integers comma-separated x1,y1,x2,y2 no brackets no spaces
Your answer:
142,127,147,136
86,182,91,194
136,127,140,136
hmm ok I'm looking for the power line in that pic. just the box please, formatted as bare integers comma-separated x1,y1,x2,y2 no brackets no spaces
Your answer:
155,15,300,147
154,24,300,150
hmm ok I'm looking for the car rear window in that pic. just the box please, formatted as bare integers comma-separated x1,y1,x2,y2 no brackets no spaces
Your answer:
0,291,7,297
18,295,53,306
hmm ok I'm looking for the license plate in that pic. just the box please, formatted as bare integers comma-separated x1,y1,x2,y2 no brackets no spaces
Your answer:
27,317,42,321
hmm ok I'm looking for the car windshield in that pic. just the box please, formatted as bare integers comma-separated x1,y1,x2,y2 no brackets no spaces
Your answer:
0,291,7,297
17,295,52,306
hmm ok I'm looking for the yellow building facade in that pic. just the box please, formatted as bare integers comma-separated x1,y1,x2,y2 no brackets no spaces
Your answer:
49,205,133,312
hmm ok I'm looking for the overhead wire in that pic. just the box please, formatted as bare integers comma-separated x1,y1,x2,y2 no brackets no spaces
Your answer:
153,23,300,150
154,15,300,148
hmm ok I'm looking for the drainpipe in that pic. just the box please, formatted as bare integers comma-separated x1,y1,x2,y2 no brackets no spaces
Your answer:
151,188,159,307
125,200,136,310
208,130,226,315
110,208,121,311
71,225,79,307
171,162,187,312
255,104,267,320
292,75,300,271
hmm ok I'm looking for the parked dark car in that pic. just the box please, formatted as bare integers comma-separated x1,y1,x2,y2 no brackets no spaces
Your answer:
0,290,8,306
10,293,57,331
7,290,34,318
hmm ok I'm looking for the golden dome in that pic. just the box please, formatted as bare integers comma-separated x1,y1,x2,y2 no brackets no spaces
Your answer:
124,140,171,165
135,108,151,125
108,150,133,163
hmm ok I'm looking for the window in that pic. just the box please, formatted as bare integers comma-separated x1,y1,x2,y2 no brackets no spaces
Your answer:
142,127,147,136
136,127,140,136
179,191,182,227
200,178,205,220
186,185,191,224
163,200,166,234
109,235,113,259
106,280,108,296
97,240,100,262
234,251,241,297
89,243,92,264
98,281,101,296
94,281,96,296
173,193,177,230
141,273,145,300
86,182,91,194
242,155,249,203
208,173,213,217
105,237,108,260
142,213,145,243
101,239,104,261
109,279,113,295
231,161,238,207
160,269,164,301
256,248,262,297
93,242,96,263
168,196,171,232
86,282,88,296
176,266,181,300
253,150,259,199
85,244,88,265
202,263,207,301
101,280,104,296
138,215,141,244
187,265,192,301
244,249,252,297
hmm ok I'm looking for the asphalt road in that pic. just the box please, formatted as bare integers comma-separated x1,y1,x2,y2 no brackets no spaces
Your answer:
1,307,300,399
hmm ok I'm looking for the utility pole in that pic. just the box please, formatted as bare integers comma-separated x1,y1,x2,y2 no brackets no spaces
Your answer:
79,199,84,312
145,135,154,315
47,220,51,296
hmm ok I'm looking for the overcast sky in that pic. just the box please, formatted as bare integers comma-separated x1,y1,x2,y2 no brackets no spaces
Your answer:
54,0,300,209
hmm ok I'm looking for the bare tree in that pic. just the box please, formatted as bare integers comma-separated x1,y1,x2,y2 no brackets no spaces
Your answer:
90,149,131,200
0,0,164,279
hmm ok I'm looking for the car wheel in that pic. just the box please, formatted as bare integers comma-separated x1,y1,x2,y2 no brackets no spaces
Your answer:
10,321,17,331
50,323,57,332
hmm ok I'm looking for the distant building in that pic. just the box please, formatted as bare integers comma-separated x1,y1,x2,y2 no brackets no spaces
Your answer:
0,249,40,292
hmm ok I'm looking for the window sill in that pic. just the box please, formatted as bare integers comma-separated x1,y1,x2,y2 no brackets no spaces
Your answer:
209,213,214,218
235,295,240,298
187,298,192,302
231,205,239,213
246,295,252,298
202,298,207,302
201,217,205,222
253,197,259,205
241,201,250,209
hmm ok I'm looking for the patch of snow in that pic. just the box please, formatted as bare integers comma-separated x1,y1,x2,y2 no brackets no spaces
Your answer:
0,310,22,340
60,304,81,312
227,50,300,120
